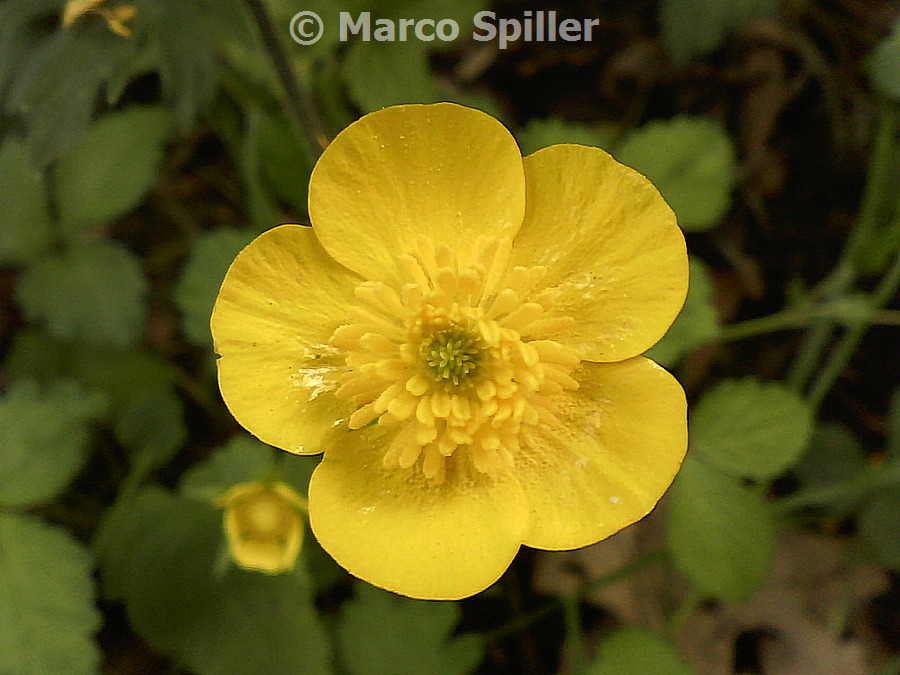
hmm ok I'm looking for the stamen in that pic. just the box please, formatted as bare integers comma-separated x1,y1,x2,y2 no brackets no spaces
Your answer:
330,234,584,482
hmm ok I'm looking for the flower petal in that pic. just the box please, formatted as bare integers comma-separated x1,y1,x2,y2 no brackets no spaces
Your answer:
308,103,526,284
517,357,687,550
307,427,529,600
512,144,688,361
211,224,361,453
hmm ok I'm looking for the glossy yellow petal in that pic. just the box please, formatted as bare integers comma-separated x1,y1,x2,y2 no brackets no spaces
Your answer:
307,427,529,600
512,145,688,362
211,225,361,454
517,358,687,550
308,103,526,285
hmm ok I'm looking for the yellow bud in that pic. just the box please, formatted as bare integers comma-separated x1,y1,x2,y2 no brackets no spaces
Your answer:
215,481,308,574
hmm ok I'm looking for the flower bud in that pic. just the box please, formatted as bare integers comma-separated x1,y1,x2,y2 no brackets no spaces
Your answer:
216,481,307,574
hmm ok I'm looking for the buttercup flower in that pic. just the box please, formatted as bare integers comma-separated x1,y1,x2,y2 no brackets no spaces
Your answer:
211,103,688,599
216,481,307,574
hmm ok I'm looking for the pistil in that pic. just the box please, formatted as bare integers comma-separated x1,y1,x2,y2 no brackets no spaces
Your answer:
421,326,482,386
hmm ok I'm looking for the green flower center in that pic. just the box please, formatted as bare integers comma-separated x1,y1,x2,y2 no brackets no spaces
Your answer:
421,326,482,386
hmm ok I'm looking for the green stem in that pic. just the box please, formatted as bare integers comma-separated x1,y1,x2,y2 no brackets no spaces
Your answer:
717,310,809,342
483,549,667,643
580,547,668,596
774,459,900,515
716,306,900,343
665,587,702,638
847,104,899,267
787,103,898,395
563,594,590,675
807,251,900,409
243,0,328,161
786,259,856,391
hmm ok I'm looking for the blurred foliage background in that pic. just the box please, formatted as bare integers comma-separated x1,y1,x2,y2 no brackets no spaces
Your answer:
0,0,898,673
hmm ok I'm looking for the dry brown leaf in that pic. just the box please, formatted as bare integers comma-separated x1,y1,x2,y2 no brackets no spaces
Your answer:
677,529,888,675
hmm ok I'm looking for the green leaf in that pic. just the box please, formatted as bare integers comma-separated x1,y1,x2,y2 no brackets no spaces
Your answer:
0,0,61,99
180,435,277,500
337,583,483,675
238,104,283,232
68,345,184,476
95,489,331,675
6,333,177,406
667,457,775,601
516,118,617,156
0,138,53,265
690,378,813,479
16,240,148,349
0,380,107,509
794,423,866,496
647,257,720,365
113,389,186,481
869,17,900,100
659,0,776,64
858,488,900,570
147,0,218,128
616,116,735,232
193,0,256,48
135,0,219,131
2,330,68,385
4,332,183,476
0,515,100,675
5,18,138,166
53,106,172,238
257,112,313,215
342,40,441,113
181,435,319,499
66,343,176,408
174,228,256,346
588,627,694,675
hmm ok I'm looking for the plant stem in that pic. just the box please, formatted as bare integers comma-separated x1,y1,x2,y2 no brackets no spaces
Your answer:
563,594,590,675
716,306,900,343
807,251,900,409
786,258,856,391
483,548,667,643
787,102,898,396
847,103,899,268
774,458,900,515
243,0,328,160
665,587,702,638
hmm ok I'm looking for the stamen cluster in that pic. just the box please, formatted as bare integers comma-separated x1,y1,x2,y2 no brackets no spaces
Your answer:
331,236,582,483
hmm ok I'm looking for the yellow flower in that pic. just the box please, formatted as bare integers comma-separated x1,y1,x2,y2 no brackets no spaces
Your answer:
211,103,689,599
216,481,307,574
62,0,136,37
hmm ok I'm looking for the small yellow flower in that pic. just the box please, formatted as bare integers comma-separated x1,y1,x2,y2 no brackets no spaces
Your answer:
62,0,136,37
211,103,689,599
216,481,307,574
